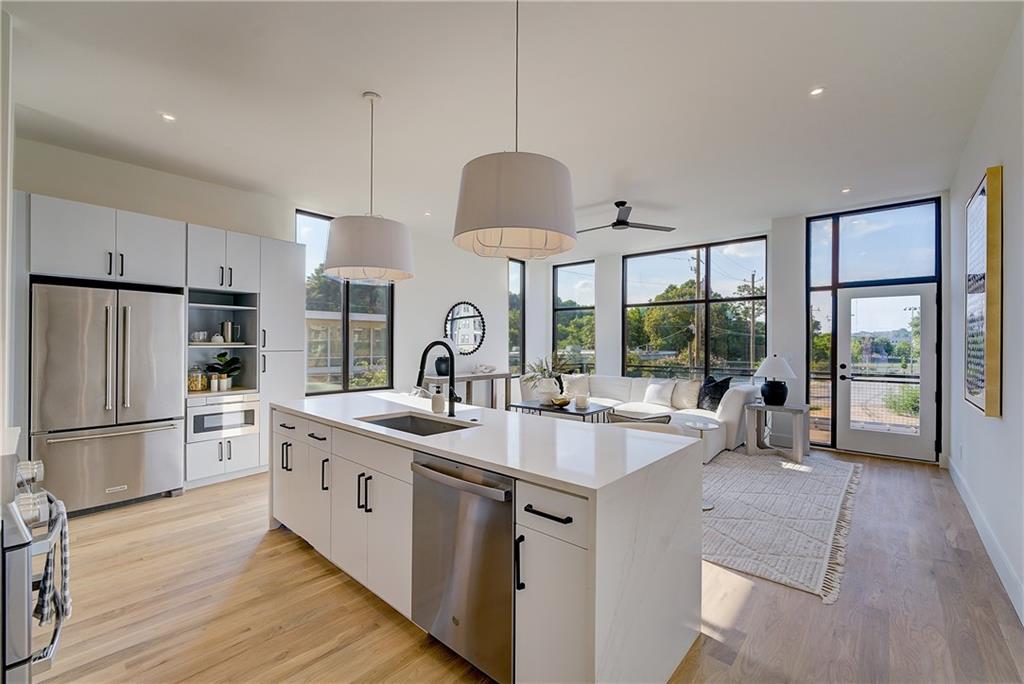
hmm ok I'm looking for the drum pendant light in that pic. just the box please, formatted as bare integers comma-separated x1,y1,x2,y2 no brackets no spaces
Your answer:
325,91,414,281
453,1,576,259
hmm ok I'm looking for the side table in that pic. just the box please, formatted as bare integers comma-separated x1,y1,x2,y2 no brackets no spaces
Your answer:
744,403,810,464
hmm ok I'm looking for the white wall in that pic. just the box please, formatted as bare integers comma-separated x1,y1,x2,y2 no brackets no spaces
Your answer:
947,11,1024,622
14,138,297,240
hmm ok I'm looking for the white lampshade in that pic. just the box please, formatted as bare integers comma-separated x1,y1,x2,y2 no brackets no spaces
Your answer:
453,151,576,259
325,215,414,281
754,353,796,380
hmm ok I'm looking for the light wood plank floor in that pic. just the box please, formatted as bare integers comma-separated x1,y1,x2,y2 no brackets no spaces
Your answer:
38,451,1023,683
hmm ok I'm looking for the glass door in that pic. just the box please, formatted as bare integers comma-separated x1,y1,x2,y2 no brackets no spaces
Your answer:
835,284,937,460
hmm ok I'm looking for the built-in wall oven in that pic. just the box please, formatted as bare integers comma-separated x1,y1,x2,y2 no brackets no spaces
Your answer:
185,396,260,443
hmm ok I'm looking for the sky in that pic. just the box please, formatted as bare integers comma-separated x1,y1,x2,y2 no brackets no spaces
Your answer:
624,239,766,303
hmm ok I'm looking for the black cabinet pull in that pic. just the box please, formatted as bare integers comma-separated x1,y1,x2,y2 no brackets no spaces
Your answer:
523,504,573,525
119,253,125,277
357,472,365,509
107,251,113,276
307,432,327,442
262,354,267,373
280,442,287,469
364,475,373,513
228,266,233,287
284,443,293,472
261,329,267,348
321,458,329,491
514,534,526,590
226,440,232,460
219,265,225,286
218,441,224,462
278,422,295,430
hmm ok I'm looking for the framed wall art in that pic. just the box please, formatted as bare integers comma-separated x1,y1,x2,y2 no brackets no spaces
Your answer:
964,165,1002,416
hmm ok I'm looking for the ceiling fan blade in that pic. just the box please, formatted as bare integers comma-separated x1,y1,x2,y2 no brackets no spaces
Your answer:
616,204,632,222
578,223,612,234
628,222,676,232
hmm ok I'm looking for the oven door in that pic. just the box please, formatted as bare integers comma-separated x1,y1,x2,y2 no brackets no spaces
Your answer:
186,403,259,443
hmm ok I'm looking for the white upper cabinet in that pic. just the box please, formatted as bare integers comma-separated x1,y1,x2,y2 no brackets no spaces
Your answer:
115,210,186,287
259,238,305,351
188,224,261,292
226,231,260,292
30,194,116,280
187,224,228,289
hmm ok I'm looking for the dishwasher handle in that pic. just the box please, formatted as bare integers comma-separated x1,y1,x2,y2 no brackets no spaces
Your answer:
410,462,512,502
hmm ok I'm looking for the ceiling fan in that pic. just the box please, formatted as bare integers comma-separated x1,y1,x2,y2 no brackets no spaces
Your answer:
578,200,677,234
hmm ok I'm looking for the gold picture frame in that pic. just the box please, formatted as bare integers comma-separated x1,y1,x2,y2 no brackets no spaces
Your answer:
964,165,1002,416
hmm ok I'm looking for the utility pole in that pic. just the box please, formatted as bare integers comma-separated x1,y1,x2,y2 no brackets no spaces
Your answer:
692,252,703,376
749,272,757,374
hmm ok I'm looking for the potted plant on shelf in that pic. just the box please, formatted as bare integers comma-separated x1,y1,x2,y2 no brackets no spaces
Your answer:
206,352,242,391
521,355,569,405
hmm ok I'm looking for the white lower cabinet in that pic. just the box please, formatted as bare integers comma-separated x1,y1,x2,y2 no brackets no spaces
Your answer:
186,433,260,483
307,446,332,557
272,433,308,536
515,524,590,683
224,434,260,473
329,453,412,617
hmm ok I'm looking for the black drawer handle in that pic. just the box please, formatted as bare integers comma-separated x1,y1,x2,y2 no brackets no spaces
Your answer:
278,423,295,430
524,504,573,525
307,432,327,442
514,534,525,590
357,472,365,510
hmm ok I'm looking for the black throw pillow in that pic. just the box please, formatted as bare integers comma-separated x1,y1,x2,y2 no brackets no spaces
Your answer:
697,376,732,411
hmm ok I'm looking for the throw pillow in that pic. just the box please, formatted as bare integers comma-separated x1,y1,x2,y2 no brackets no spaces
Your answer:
697,376,732,411
642,380,675,407
608,412,672,424
671,379,702,409
561,373,590,397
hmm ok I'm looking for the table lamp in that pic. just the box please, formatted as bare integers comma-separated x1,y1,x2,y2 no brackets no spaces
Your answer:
754,353,796,406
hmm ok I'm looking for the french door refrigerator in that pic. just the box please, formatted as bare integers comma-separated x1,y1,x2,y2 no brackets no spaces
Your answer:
30,283,185,512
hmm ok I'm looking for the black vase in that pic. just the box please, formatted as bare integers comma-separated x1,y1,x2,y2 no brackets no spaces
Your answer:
434,356,450,376
760,380,789,406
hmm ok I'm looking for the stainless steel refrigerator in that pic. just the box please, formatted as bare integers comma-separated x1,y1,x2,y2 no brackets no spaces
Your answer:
30,283,185,512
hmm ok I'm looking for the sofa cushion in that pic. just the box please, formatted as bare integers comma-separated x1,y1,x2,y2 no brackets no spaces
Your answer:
588,376,633,402
671,379,701,410
697,376,732,411
608,412,671,424
613,401,674,419
587,396,623,409
628,377,651,402
561,373,590,397
643,380,676,407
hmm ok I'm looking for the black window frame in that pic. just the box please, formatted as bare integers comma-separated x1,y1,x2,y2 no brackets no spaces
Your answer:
620,236,768,380
804,196,942,454
296,209,396,396
552,260,596,373
508,258,526,377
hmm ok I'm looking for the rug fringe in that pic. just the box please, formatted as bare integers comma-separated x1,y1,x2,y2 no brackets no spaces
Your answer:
821,463,862,604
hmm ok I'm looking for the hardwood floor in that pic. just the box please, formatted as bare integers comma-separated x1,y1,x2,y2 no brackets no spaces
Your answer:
38,451,1023,683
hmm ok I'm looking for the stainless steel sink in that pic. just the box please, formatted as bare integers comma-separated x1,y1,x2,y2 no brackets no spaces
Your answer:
357,412,479,436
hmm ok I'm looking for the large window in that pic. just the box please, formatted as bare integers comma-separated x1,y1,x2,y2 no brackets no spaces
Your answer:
622,238,766,381
553,261,596,372
509,259,525,376
296,211,394,394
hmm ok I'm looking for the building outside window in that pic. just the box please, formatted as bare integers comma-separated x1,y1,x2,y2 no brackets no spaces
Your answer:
622,238,766,381
508,259,525,376
553,261,596,373
296,210,394,394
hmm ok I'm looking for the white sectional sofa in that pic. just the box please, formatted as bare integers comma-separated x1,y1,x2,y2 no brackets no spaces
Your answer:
543,374,760,460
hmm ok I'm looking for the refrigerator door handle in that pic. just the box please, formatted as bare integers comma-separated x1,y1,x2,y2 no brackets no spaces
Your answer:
122,305,132,408
104,305,114,411
44,423,178,445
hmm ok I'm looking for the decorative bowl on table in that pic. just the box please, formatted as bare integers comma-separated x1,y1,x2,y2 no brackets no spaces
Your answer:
550,395,571,408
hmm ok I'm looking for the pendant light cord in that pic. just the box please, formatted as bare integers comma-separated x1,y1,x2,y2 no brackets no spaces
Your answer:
369,95,375,215
514,0,519,152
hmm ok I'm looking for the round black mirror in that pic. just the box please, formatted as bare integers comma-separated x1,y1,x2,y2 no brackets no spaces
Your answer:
443,301,486,355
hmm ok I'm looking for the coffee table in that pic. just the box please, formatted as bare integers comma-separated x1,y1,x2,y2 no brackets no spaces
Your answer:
509,399,616,423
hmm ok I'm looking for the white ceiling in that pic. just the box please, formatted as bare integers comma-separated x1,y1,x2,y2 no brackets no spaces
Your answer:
8,2,1019,257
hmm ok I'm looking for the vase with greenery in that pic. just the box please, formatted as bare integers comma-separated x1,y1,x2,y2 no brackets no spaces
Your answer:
206,352,242,390
521,355,568,404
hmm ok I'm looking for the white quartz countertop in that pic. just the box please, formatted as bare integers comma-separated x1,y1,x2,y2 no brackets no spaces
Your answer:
271,392,700,496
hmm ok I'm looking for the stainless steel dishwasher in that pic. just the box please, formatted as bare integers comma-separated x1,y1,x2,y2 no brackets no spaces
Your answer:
411,452,514,684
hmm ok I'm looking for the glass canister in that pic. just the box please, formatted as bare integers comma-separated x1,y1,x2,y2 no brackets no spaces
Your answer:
188,365,207,392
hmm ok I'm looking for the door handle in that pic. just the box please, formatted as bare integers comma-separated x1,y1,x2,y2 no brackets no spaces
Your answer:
104,305,114,411
523,504,573,525
278,422,295,430
839,374,851,381
307,432,327,442
285,443,292,471
119,253,125,277
363,474,373,513
122,305,132,408
218,441,224,462
262,354,267,373
44,423,177,444
320,458,329,491
514,534,526,590
280,442,287,470
357,472,366,509
219,266,225,286
227,440,232,460
228,266,233,287
261,329,267,348
107,251,113,276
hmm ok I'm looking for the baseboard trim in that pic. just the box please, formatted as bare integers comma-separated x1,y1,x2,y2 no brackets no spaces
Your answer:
185,465,268,490
949,460,1024,625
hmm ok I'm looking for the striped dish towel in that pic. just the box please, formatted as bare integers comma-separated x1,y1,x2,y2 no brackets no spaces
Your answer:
33,498,72,625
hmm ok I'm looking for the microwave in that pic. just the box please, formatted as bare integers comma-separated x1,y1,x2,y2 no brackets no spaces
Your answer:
186,400,259,443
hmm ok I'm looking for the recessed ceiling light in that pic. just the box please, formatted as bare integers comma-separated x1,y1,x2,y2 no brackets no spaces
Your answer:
809,87,826,97
841,187,851,193
424,211,432,217
159,112,177,122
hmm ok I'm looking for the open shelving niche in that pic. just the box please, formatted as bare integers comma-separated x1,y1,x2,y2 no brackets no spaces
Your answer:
187,289,260,396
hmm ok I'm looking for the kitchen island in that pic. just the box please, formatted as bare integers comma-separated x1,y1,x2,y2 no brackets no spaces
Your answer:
269,391,702,683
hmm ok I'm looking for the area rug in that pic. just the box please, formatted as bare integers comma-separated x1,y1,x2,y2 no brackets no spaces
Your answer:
702,450,862,604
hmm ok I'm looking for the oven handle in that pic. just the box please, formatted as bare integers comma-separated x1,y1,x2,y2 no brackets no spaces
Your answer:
45,424,178,445
30,598,65,674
